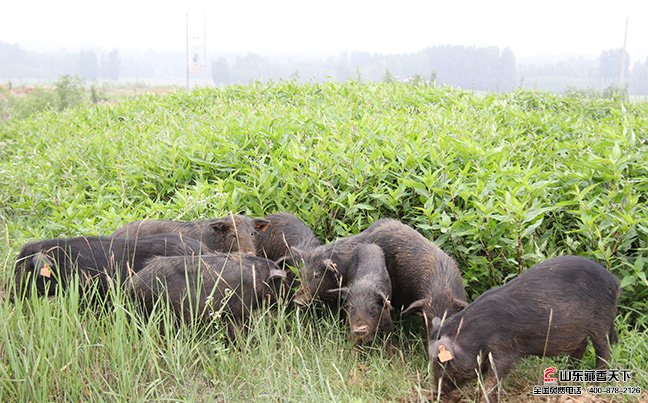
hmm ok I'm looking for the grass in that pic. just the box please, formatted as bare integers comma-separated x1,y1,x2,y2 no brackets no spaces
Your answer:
0,81,646,400
1,285,645,401
0,281,431,401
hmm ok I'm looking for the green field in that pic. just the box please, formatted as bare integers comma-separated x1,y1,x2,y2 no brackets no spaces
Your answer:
0,82,646,401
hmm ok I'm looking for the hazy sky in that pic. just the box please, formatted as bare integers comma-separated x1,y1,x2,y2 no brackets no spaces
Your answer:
2,0,647,63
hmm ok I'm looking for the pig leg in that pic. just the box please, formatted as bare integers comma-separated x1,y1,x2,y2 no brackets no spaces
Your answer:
223,314,247,341
607,324,618,345
228,321,253,343
384,333,401,360
567,338,588,367
482,353,517,403
590,333,611,369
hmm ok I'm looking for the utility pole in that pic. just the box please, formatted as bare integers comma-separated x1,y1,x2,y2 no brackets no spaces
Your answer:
619,17,629,90
186,13,190,90
186,12,207,88
204,14,207,85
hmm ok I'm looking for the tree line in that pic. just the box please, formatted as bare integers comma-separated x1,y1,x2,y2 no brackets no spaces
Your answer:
211,46,517,92
0,43,121,81
2,41,648,95
519,48,648,95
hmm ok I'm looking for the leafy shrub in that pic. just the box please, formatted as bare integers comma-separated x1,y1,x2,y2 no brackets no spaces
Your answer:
0,86,56,121
0,75,90,122
54,75,85,110
1,82,646,320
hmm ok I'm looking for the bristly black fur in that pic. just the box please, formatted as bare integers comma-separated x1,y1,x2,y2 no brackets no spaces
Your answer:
110,214,270,254
129,253,288,339
14,234,209,299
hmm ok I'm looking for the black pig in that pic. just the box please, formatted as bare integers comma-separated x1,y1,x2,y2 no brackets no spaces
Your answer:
361,219,467,334
328,243,393,346
110,214,270,254
290,233,368,305
256,212,321,261
292,219,467,331
128,253,287,338
13,234,209,299
429,255,620,401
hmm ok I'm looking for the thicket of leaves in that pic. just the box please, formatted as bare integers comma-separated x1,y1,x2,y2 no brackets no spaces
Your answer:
1,82,646,318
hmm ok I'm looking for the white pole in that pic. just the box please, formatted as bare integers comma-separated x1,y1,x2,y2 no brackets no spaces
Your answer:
619,17,629,89
186,13,190,90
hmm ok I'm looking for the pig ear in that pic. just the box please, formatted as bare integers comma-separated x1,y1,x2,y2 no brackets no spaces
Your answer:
323,258,339,273
402,298,426,316
277,247,305,269
275,255,294,270
253,219,270,233
453,298,468,310
210,219,230,232
378,291,392,310
268,269,287,281
327,287,350,298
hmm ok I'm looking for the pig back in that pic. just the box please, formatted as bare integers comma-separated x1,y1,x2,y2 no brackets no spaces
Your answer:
445,256,619,356
129,253,282,323
361,219,466,309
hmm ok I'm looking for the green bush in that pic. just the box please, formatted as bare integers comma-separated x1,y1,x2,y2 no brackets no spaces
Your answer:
54,75,85,110
0,86,56,121
0,75,90,122
2,82,645,317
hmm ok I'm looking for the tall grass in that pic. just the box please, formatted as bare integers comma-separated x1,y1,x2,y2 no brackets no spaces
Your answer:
0,82,646,400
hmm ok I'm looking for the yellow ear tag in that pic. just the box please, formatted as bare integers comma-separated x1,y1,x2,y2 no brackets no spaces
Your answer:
438,344,453,363
40,264,51,278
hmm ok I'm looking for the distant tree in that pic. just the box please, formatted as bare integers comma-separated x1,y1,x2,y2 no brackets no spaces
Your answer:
350,52,372,67
335,55,354,82
89,85,106,104
598,48,629,81
290,70,300,81
231,53,269,83
0,42,27,65
78,51,99,81
120,56,155,80
498,48,516,91
602,84,628,100
410,74,424,86
54,75,85,111
630,57,648,95
100,49,120,81
0,42,29,79
383,69,394,83
211,57,231,85
421,45,511,91
429,71,437,85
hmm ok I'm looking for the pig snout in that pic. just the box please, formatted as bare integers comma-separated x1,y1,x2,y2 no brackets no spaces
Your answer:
351,323,371,345
236,245,256,255
293,288,312,306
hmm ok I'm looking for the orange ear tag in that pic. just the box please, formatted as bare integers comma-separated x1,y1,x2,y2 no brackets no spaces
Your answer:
438,344,453,363
40,264,52,278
